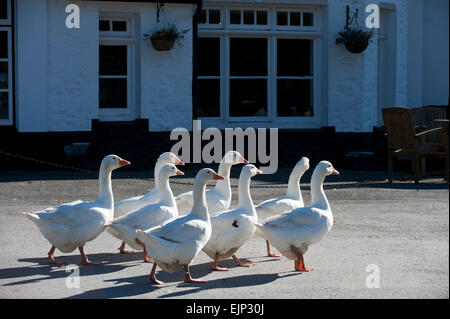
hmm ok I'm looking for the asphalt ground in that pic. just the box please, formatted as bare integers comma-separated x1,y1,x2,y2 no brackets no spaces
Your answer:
0,167,448,299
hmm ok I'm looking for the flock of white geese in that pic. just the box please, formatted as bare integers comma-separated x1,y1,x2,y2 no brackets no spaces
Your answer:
24,151,339,284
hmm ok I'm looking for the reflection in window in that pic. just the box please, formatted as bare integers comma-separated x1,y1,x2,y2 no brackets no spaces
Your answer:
277,80,313,117
230,79,267,117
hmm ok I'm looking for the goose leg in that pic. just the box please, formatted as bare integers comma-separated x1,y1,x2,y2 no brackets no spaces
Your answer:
150,263,164,285
118,242,135,254
79,246,101,266
183,265,206,283
266,240,281,258
232,255,254,267
135,238,154,263
290,245,312,272
48,246,65,266
210,252,229,271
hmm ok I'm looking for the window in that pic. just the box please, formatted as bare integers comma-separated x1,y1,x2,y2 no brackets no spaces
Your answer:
199,8,223,26
0,0,12,125
99,14,136,121
198,6,321,127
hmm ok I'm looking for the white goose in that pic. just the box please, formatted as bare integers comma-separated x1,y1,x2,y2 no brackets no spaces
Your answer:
175,151,248,214
109,152,183,254
255,157,310,257
24,155,130,266
107,164,184,262
255,161,339,272
202,164,262,271
136,168,224,285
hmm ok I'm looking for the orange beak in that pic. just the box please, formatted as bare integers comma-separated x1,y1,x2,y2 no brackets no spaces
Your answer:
332,168,340,175
176,159,185,166
119,158,131,167
241,157,249,164
175,169,185,176
256,168,263,174
213,173,225,180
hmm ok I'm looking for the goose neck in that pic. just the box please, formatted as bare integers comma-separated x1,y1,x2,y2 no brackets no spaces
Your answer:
286,170,304,204
214,162,232,196
191,179,210,219
98,164,114,209
238,173,254,211
311,170,329,210
156,174,175,206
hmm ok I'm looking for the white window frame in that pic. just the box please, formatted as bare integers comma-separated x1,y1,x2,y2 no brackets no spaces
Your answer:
0,27,12,125
199,7,224,29
198,5,323,129
99,13,136,122
0,0,11,25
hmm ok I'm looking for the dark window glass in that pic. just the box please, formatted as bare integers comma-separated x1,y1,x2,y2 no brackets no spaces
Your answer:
0,92,8,119
99,78,127,108
277,11,288,26
198,79,220,117
209,9,221,24
303,12,314,26
0,62,7,89
99,45,127,76
277,39,312,76
112,20,127,32
99,20,110,31
199,9,207,24
256,11,268,25
0,31,7,58
230,38,267,76
198,38,220,76
230,10,241,24
277,80,313,117
290,12,301,26
230,79,267,117
243,10,254,25
0,0,7,20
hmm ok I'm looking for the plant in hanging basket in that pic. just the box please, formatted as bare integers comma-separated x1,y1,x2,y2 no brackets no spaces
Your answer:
144,25,190,51
336,26,374,54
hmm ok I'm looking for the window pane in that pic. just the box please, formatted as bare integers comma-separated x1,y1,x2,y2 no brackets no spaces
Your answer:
0,62,7,89
199,9,207,24
0,0,7,20
0,31,7,58
230,79,267,117
230,38,267,76
277,80,313,117
243,10,254,25
230,10,241,24
99,20,110,31
277,11,288,26
99,45,127,76
0,92,8,119
303,12,314,26
198,79,220,117
99,78,127,108
112,20,127,32
277,39,312,76
256,11,268,25
290,12,301,26
198,37,220,76
209,9,221,24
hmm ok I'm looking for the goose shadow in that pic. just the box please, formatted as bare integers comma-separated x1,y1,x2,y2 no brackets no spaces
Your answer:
1,252,142,287
67,259,301,299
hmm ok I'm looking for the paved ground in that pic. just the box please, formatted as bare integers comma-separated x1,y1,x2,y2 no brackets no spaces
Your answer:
0,167,448,299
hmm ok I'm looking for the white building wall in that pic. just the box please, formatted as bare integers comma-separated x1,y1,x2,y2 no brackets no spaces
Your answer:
327,0,408,132
17,0,194,132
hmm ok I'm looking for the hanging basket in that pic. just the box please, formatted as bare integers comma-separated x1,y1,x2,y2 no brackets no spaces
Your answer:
336,28,373,54
150,37,176,51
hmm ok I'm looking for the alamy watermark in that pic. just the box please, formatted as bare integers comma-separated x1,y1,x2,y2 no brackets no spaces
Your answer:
365,264,380,289
65,264,80,289
170,120,278,174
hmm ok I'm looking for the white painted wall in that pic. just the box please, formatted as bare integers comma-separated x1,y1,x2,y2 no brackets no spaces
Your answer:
16,0,48,132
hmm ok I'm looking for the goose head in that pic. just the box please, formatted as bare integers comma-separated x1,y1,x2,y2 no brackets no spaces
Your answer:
240,164,263,179
158,152,185,166
316,161,340,177
196,168,224,183
222,151,249,165
102,154,131,171
159,163,185,179
293,157,310,175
